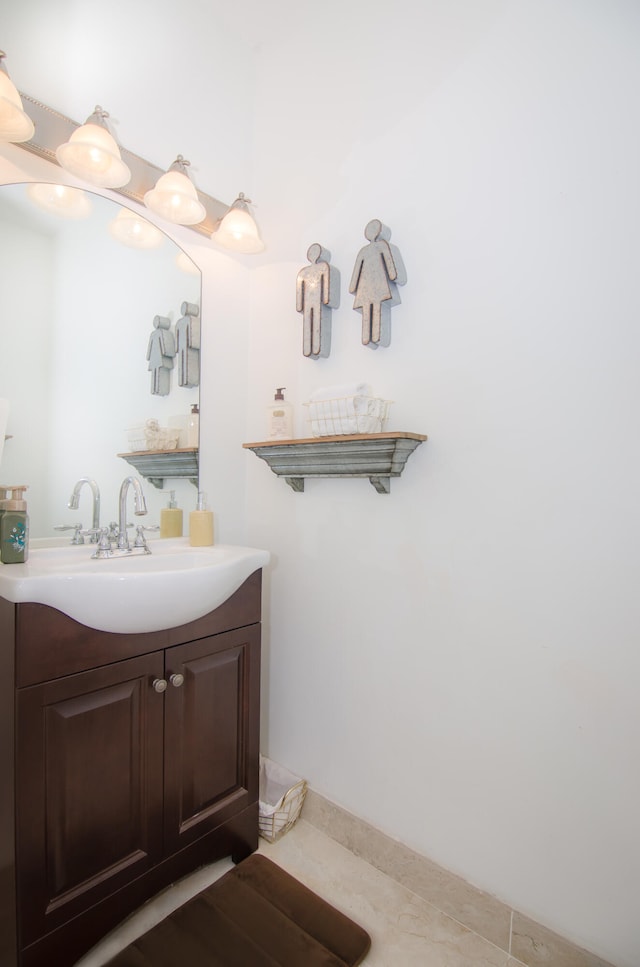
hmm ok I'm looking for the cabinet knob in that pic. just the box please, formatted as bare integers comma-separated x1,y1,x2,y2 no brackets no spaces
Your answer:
152,678,168,693
169,673,184,688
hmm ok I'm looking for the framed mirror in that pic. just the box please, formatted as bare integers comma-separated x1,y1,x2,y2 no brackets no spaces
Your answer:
0,183,201,540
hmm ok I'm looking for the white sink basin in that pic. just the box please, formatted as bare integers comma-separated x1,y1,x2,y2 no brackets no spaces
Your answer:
0,538,270,633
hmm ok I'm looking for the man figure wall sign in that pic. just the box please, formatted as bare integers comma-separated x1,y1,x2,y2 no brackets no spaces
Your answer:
349,220,406,349
296,243,339,359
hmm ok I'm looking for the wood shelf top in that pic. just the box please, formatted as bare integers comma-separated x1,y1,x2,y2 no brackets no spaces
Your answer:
243,431,427,449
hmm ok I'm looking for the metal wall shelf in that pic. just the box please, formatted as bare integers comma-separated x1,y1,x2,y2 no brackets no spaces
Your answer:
117,448,199,489
243,432,427,493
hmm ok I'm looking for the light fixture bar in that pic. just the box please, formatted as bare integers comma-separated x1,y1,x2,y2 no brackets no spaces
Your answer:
16,92,229,238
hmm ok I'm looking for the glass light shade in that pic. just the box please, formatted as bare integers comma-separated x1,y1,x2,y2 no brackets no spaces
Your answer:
144,163,206,226
176,250,200,275
213,201,264,253
0,66,34,142
109,207,165,249
26,182,92,219
56,117,131,188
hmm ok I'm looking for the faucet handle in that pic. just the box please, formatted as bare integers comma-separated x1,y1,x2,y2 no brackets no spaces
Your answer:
133,523,158,552
54,523,84,544
90,527,114,559
80,527,101,544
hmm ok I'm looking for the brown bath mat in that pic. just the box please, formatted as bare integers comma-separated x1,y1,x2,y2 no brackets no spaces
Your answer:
107,852,371,966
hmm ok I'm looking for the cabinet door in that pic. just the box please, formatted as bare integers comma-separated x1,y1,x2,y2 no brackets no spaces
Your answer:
163,625,260,854
16,652,165,946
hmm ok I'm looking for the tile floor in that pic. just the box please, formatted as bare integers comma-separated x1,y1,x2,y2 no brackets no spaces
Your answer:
75,818,527,966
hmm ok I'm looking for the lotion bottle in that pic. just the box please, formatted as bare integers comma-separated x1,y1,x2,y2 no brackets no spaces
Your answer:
187,404,199,447
189,491,214,546
0,485,29,563
160,489,183,538
267,387,293,440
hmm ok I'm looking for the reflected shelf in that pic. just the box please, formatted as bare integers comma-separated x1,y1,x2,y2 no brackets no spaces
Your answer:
117,447,199,490
243,432,427,494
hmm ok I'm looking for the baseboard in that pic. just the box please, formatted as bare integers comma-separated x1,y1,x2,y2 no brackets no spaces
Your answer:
301,789,616,967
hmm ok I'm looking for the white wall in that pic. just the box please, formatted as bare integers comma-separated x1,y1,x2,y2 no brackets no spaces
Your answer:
2,2,639,965
246,3,640,966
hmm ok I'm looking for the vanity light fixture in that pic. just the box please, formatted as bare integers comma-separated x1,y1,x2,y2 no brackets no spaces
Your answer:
143,156,206,226
108,207,164,249
10,88,265,249
212,192,265,253
0,52,34,142
55,106,131,188
26,182,92,219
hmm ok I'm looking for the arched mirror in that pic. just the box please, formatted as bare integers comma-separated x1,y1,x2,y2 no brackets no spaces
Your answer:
0,183,201,540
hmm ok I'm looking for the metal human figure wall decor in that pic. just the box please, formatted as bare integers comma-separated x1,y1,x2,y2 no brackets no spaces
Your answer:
296,243,339,358
349,219,406,349
147,314,175,396
175,301,201,387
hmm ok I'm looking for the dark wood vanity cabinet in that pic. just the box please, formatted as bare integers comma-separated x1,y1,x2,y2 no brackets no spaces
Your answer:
0,570,262,967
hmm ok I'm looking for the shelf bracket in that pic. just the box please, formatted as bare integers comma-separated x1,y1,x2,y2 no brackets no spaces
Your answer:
285,477,305,492
369,476,391,494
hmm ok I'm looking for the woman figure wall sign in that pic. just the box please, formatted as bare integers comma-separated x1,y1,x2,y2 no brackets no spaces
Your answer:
147,314,175,396
349,220,406,349
176,301,200,388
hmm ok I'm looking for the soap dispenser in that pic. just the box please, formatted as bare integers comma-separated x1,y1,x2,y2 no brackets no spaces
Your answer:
189,491,214,546
267,387,293,440
187,404,199,447
160,489,183,538
0,485,29,563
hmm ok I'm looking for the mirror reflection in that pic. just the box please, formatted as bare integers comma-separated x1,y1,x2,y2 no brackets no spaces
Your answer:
0,184,201,540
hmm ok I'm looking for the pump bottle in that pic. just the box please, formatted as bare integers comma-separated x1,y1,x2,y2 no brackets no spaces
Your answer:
0,485,29,563
160,490,183,538
189,491,214,546
187,404,199,447
267,387,294,440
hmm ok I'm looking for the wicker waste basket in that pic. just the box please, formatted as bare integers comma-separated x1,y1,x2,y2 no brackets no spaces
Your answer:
258,756,308,842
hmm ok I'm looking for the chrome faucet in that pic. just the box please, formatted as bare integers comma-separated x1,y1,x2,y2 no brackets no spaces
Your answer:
68,477,100,541
117,476,148,550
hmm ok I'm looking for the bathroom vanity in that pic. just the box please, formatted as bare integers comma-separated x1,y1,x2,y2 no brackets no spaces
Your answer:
0,567,263,967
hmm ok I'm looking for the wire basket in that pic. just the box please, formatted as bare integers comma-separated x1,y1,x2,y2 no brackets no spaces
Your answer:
304,396,392,437
127,419,181,452
258,756,308,842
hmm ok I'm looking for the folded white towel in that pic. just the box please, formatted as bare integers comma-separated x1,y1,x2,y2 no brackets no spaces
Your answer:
308,395,375,435
0,399,9,468
309,382,371,403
